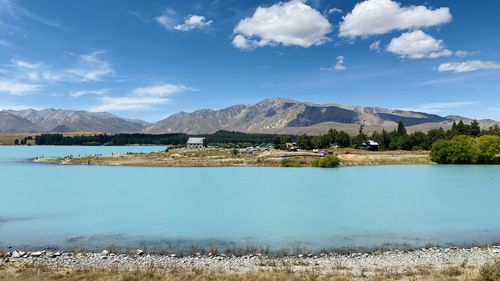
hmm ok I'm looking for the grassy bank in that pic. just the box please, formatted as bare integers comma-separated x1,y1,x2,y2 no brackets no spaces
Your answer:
36,147,432,167
1,261,499,281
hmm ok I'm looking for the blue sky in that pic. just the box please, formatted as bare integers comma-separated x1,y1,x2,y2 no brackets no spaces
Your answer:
0,0,499,122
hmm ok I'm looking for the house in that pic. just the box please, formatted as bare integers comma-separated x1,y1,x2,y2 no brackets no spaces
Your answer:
186,137,206,148
285,142,298,152
361,140,379,151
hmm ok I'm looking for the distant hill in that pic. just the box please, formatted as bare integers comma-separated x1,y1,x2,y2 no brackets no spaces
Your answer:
1,98,498,135
143,98,499,135
0,109,147,133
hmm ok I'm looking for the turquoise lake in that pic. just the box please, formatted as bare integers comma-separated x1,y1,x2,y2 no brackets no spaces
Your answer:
1,146,499,252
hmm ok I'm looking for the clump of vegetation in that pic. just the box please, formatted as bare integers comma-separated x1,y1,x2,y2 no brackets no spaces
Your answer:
281,158,304,167
431,135,500,164
478,260,500,281
312,155,340,168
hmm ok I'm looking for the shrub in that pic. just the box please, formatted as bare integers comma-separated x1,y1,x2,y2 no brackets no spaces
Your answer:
312,155,340,168
281,158,303,167
430,135,500,164
478,260,500,281
476,135,500,163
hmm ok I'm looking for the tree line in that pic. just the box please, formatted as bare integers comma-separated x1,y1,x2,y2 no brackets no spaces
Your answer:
273,120,499,151
33,131,276,146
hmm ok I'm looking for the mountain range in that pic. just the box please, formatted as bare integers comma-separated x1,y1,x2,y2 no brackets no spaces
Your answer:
0,109,146,134
1,98,498,135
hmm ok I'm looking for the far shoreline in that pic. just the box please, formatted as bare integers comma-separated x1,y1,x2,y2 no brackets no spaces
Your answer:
31,147,433,168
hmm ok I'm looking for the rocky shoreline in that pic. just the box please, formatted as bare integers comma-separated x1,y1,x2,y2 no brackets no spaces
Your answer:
2,246,499,275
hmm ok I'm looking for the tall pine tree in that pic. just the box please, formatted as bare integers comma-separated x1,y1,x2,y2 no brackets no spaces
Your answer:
397,120,407,136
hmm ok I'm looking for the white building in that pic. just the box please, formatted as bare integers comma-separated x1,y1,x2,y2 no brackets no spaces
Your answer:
186,137,205,148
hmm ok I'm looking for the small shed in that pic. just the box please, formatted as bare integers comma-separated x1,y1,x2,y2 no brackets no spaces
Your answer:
186,137,206,148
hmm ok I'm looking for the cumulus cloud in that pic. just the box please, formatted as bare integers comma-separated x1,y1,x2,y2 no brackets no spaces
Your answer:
90,84,193,112
174,15,213,31
437,60,500,73
339,0,452,38
65,50,114,82
321,56,346,72
232,0,332,49
386,30,452,59
0,80,41,95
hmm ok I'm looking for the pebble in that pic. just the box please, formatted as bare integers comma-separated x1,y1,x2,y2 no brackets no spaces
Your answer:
51,252,61,258
31,251,44,257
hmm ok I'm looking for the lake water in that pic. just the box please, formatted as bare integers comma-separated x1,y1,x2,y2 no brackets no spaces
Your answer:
1,146,499,253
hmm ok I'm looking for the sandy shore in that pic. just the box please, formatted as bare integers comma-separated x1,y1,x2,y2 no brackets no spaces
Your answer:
2,246,499,276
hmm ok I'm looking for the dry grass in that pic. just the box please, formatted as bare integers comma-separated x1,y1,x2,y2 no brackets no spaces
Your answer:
1,261,499,281
0,132,104,145
0,267,491,281
0,134,35,145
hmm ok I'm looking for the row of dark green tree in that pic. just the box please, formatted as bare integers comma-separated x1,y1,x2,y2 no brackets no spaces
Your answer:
34,130,276,146
275,120,499,151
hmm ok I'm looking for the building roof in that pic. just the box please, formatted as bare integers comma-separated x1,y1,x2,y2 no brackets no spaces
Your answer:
187,137,205,145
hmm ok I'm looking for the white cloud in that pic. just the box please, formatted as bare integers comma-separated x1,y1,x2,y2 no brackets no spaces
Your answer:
233,0,332,49
321,56,346,72
454,50,474,57
386,30,452,59
232,34,253,49
89,83,192,112
369,40,381,51
70,88,108,98
339,0,452,38
0,0,63,30
12,59,40,69
128,11,150,23
155,9,177,30
326,8,342,14
132,84,192,97
174,15,212,31
0,80,41,95
401,101,481,114
65,50,114,82
11,59,63,82
90,96,169,112
438,60,500,73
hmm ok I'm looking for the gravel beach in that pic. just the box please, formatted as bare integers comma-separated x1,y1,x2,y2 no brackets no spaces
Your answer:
2,246,499,275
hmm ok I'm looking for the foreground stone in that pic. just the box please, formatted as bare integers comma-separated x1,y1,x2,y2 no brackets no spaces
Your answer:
1,246,499,275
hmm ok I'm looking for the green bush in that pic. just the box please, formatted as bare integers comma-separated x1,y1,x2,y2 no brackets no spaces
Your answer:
281,158,303,167
476,135,500,163
312,155,340,168
431,135,500,164
478,260,500,281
